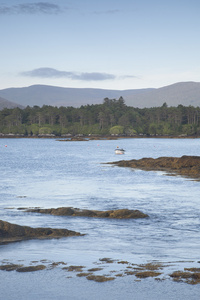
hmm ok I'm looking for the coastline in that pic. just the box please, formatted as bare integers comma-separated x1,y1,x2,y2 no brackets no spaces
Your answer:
0,134,200,139
108,155,200,180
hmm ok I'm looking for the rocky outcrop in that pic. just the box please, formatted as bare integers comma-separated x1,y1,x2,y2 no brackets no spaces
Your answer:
108,155,200,179
25,207,148,219
0,220,82,245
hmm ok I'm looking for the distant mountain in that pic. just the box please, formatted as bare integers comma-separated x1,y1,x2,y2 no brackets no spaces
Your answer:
0,85,153,108
125,81,200,107
0,81,200,108
0,96,24,110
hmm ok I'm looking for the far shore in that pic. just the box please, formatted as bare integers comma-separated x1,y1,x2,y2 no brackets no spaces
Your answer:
0,134,200,140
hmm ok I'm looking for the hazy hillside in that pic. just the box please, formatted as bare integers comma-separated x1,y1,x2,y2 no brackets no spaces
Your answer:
0,96,24,110
0,85,152,108
125,82,200,107
0,81,200,108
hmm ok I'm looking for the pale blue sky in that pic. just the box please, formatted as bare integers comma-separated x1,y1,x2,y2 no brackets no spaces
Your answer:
0,0,200,90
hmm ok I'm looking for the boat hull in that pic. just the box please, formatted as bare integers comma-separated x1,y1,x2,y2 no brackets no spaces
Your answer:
115,149,125,155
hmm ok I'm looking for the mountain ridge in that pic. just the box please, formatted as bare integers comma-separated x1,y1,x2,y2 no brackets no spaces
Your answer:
0,81,200,109
0,96,24,110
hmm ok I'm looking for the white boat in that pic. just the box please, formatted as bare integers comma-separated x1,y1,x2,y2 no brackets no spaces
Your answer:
115,148,125,154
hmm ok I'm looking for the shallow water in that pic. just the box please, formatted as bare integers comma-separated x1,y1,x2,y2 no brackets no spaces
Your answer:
1,138,200,299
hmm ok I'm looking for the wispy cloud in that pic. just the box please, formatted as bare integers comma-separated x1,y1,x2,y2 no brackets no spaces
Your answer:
20,68,117,81
93,9,121,15
0,2,62,15
120,75,138,79
0,3,120,16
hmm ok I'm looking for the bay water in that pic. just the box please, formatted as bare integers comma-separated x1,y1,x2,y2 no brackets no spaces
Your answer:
0,138,200,299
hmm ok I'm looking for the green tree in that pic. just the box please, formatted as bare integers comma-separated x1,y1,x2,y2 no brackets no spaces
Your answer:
110,125,124,135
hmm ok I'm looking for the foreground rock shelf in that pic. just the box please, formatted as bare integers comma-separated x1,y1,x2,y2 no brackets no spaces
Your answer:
108,155,200,179
1,258,200,285
25,207,148,219
0,220,82,245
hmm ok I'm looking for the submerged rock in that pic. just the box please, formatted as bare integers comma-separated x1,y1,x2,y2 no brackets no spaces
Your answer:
16,265,46,272
135,271,162,278
25,207,148,219
169,270,200,284
0,220,83,245
86,275,115,282
0,264,23,271
108,155,200,179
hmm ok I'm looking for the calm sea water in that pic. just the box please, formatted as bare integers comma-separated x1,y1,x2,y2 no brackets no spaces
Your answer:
0,138,200,299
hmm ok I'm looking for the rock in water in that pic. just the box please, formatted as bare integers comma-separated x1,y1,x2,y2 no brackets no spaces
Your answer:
25,207,149,219
0,220,83,245
108,155,200,179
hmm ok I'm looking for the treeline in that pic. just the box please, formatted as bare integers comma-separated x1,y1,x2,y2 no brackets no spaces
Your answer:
0,97,200,136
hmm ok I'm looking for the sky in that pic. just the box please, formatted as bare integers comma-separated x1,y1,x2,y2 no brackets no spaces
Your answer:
0,0,200,90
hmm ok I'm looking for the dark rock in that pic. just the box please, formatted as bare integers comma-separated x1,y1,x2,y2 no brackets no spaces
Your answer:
62,265,85,272
99,258,116,263
135,271,162,278
108,155,200,179
26,207,148,219
16,265,46,272
86,275,115,282
0,220,83,245
168,270,200,284
76,272,93,277
88,267,103,272
0,264,23,271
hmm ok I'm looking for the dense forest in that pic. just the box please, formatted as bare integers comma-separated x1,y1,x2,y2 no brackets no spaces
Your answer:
0,97,200,137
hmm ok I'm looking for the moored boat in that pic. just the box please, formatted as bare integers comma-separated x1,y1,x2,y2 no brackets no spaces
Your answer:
115,148,125,154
